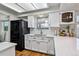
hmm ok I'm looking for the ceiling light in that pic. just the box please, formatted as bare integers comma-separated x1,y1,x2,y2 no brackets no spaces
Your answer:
32,3,48,9
17,3,36,11
38,14,44,17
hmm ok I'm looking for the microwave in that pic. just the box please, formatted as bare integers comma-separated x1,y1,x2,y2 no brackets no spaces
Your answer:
62,12,73,22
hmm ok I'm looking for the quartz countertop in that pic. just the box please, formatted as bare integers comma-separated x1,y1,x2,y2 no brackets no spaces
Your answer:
0,42,17,52
25,34,75,38
54,36,76,56
25,34,54,38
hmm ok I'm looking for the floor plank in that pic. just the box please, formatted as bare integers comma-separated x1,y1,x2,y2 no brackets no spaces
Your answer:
16,50,49,56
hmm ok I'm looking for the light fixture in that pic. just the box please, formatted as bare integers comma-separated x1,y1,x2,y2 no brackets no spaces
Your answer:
31,3,48,9
16,3,36,11
38,14,44,17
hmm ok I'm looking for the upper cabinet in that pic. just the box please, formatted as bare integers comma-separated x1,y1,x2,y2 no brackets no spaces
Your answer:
28,11,75,28
28,16,37,28
49,12,60,27
76,16,79,23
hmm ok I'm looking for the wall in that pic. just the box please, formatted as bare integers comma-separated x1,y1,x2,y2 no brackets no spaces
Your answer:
0,7,18,42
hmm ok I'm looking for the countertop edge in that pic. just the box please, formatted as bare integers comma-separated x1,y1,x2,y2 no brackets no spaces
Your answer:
0,42,17,52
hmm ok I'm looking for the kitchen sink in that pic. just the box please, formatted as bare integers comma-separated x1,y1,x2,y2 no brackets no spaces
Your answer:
34,34,46,37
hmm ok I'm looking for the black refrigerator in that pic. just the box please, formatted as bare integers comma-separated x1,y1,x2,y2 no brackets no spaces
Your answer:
10,20,30,51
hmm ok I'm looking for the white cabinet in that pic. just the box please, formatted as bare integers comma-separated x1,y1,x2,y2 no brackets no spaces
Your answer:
31,40,39,51
54,37,76,56
76,25,79,38
38,40,48,53
25,35,55,55
25,39,31,49
48,39,54,49
28,16,37,28
76,16,79,23
0,46,15,56
48,39,55,54
49,12,60,27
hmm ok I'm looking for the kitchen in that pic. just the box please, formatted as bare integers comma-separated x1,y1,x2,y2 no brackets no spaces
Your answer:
0,3,78,56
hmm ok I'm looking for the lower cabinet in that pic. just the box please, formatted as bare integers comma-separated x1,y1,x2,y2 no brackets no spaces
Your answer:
25,37,54,55
48,49,55,55
25,39,31,49
31,40,39,51
38,41,48,53
48,39,55,54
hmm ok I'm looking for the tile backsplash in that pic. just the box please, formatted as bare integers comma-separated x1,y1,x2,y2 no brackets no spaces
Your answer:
30,24,75,37
30,27,60,36
59,24,75,37
30,28,55,35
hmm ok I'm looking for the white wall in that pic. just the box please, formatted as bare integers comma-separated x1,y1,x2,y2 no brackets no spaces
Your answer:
0,9,18,42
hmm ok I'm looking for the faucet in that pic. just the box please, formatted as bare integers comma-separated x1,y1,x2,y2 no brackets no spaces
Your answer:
40,29,43,36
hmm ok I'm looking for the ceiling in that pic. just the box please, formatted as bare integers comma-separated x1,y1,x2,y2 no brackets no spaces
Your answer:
1,3,79,14
1,3,48,13
1,3,61,13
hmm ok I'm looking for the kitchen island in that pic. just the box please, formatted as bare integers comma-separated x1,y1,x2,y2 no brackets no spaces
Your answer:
0,42,17,56
54,36,76,56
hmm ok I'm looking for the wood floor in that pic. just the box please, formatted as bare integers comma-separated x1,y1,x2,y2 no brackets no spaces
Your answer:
16,50,49,56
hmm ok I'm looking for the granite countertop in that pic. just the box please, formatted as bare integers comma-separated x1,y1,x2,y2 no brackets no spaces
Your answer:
0,42,17,52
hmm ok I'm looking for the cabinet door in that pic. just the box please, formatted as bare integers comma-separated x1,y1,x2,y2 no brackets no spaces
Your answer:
48,39,54,49
49,12,60,27
48,39,55,54
76,25,79,38
31,40,39,51
28,16,37,28
25,39,31,49
38,41,48,53
28,16,32,27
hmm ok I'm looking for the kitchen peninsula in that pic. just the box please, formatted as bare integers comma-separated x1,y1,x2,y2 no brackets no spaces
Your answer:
0,42,17,56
